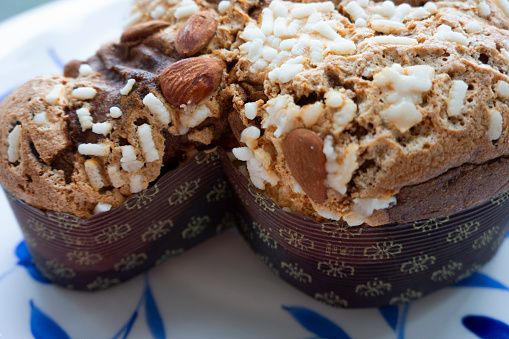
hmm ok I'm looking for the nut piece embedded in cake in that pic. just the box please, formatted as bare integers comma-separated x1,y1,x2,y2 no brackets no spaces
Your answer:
175,12,218,57
159,57,225,106
282,129,327,203
120,20,170,43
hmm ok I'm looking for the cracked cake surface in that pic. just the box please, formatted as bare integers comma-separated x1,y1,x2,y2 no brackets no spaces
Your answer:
1,0,509,225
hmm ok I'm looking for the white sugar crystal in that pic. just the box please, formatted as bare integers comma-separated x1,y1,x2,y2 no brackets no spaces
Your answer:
370,36,418,45
479,1,491,17
218,1,231,13
109,107,122,118
448,80,468,116
262,46,278,61
496,80,509,99
309,39,324,64
280,38,297,50
187,104,212,130
357,0,369,7
291,4,317,19
406,7,431,20
345,1,367,20
143,93,170,124
423,2,438,14
7,125,22,163
487,109,503,141
248,38,264,62
377,0,396,17
240,126,261,148
267,36,282,49
245,102,258,120
270,1,288,17
243,23,266,42
355,18,367,27
92,122,112,136
286,20,301,37
501,48,509,63
122,159,144,172
301,102,323,127
371,20,405,34
263,95,300,138
434,24,468,46
120,79,136,95
232,147,252,161
174,0,199,20
261,8,274,35
351,196,397,223
129,174,147,193
121,145,137,163
327,39,356,55
45,84,64,105
78,64,93,77
271,63,304,83
76,107,94,131
269,51,291,68
494,0,509,17
151,5,166,19
391,3,411,22
333,100,357,134
273,17,287,37
313,21,340,40
107,164,125,188
324,137,359,195
78,143,110,156
250,59,269,73
72,87,97,100
85,159,104,189
93,202,112,215
382,101,422,132
325,90,344,108
33,111,49,127
465,21,483,34
305,12,322,29
137,124,159,162
316,1,334,12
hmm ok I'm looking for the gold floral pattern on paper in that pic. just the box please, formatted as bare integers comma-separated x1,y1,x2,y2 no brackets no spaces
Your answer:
94,224,131,244
124,185,159,210
4,190,17,201
142,220,174,242
281,262,312,283
446,221,480,243
390,289,423,305
364,241,403,260
325,243,355,258
27,218,55,241
321,223,363,239
47,212,81,231
473,226,500,249
455,263,483,283
168,180,201,206
114,253,148,272
248,185,276,212
42,260,76,279
182,216,211,239
66,251,103,266
206,180,232,202
216,212,236,234
256,254,279,277
400,254,436,274
279,229,314,251
314,291,348,308
86,276,121,291
317,260,355,278
155,249,185,266
253,222,277,249
59,232,85,246
355,278,392,297
237,216,254,240
491,231,506,252
195,150,220,165
413,217,450,232
431,261,463,282
491,191,509,206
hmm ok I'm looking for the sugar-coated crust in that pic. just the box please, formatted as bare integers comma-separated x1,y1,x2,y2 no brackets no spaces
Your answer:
2,0,509,225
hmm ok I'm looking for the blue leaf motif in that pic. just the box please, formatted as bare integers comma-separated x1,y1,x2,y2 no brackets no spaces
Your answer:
15,241,51,284
144,279,166,339
463,315,509,339
379,305,399,331
47,47,65,70
30,300,70,339
282,305,351,339
452,272,508,291
112,311,138,339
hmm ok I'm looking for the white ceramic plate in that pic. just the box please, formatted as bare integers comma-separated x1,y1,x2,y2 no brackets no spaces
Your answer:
0,1,508,338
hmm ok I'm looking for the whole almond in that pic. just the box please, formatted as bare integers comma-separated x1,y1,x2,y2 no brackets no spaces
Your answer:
159,57,225,106
175,12,218,58
121,20,170,43
282,129,327,203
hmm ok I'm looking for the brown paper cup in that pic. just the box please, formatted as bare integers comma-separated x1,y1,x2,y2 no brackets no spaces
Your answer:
222,154,509,308
4,148,236,291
